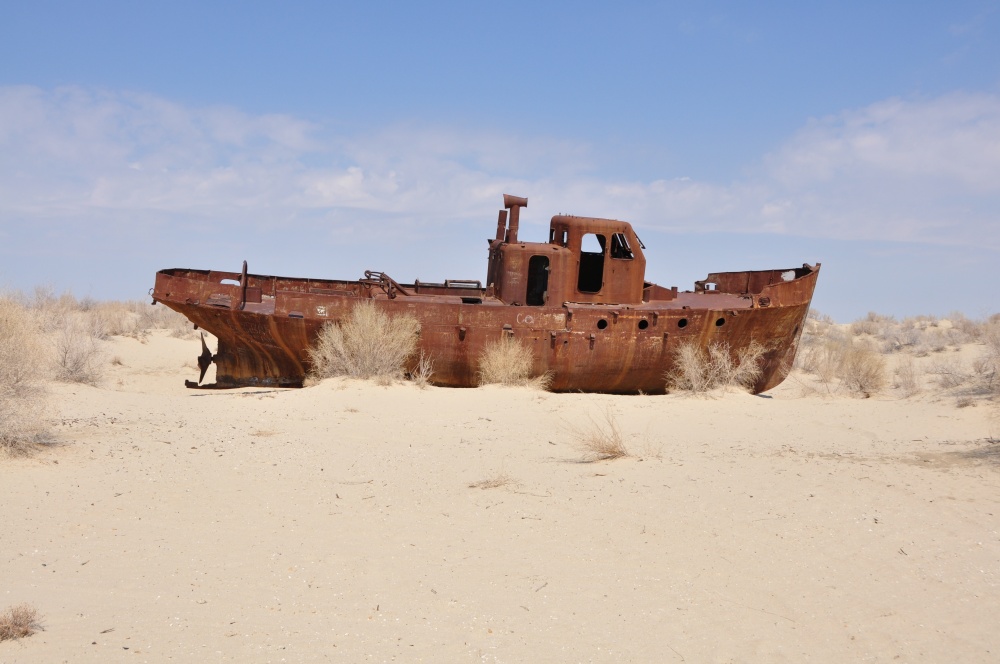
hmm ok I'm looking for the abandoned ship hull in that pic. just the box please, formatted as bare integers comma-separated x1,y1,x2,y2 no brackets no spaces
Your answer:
152,264,819,394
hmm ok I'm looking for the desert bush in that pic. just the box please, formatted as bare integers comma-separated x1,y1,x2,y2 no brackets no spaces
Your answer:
892,355,920,397
926,358,970,389
838,341,887,397
800,336,886,397
91,299,194,339
0,298,49,455
949,312,985,342
478,336,551,389
19,288,193,339
667,341,766,393
52,320,107,385
807,308,835,325
0,603,42,641
851,312,895,337
307,300,420,381
410,351,434,388
974,319,1000,395
878,324,922,353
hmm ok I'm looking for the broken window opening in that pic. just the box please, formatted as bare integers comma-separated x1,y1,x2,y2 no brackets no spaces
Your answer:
577,233,605,293
526,255,550,306
610,233,633,260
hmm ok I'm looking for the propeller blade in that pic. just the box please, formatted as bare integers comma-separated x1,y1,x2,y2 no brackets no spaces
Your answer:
197,332,214,384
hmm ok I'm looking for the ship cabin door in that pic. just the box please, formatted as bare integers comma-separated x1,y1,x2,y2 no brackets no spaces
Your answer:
526,255,549,305
577,233,605,293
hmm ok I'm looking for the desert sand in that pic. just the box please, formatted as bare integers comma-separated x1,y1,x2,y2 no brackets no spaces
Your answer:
2,330,998,663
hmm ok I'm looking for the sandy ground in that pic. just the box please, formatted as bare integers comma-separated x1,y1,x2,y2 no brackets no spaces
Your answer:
2,331,999,663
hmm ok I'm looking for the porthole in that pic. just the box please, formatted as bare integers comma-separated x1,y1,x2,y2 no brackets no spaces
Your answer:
597,319,609,330
715,317,725,327
638,319,649,330
678,318,688,329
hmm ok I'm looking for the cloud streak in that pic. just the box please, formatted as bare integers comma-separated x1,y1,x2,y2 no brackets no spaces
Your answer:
1,85,998,251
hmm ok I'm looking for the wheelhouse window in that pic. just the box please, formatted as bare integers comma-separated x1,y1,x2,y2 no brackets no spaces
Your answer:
610,233,633,260
577,233,605,293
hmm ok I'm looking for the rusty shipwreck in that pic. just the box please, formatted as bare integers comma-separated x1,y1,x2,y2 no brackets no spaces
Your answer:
152,194,820,393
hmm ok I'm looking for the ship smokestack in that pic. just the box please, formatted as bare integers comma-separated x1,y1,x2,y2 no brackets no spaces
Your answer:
503,194,528,243
495,209,507,242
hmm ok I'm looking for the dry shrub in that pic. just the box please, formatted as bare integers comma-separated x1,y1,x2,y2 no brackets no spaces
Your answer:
851,312,895,337
961,318,1000,398
667,341,766,393
797,334,887,398
926,358,970,389
0,603,42,641
0,298,49,455
307,300,420,382
478,336,551,389
410,351,434,389
572,408,630,462
892,355,920,397
21,288,193,339
838,341,887,397
91,299,195,340
53,321,106,385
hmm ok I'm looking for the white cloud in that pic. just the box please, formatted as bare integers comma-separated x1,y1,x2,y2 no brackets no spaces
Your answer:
1,85,998,253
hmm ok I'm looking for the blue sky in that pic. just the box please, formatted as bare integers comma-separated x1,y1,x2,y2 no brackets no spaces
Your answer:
1,1,998,321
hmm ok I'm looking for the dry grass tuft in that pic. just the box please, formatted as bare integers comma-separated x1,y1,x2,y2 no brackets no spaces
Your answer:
0,298,50,456
478,336,552,389
571,408,631,462
307,301,420,382
468,471,515,490
0,603,42,641
667,341,766,393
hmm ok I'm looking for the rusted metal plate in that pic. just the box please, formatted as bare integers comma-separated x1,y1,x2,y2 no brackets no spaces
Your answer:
152,195,820,393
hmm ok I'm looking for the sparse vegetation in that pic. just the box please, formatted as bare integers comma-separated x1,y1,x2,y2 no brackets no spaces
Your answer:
571,408,631,462
53,320,107,385
307,300,421,382
0,297,49,455
892,355,920,397
22,286,192,340
978,317,1000,396
667,341,766,393
0,603,42,641
837,341,888,398
410,351,434,389
793,309,1000,403
478,336,552,389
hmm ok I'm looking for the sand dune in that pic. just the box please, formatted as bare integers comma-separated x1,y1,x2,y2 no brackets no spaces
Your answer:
2,330,999,662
